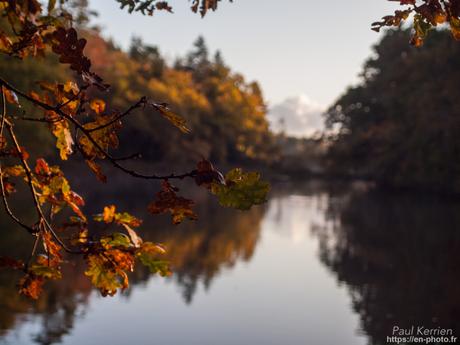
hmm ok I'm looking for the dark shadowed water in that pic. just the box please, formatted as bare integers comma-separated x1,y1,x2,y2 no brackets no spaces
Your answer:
1,179,459,345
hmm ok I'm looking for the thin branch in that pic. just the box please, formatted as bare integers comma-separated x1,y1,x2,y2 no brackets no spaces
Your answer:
0,78,197,181
5,116,80,254
86,96,147,133
25,232,41,271
56,86,86,111
13,116,60,123
0,86,37,234
112,152,142,161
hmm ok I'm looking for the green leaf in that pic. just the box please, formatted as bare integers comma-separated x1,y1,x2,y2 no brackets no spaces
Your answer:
29,263,62,280
84,254,124,296
94,205,142,227
137,256,171,277
47,0,56,13
211,168,270,210
136,242,170,276
100,233,131,249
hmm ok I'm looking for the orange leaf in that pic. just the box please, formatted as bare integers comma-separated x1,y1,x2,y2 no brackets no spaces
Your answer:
148,180,197,224
19,274,44,300
85,159,107,183
90,99,106,115
3,88,19,105
42,231,62,266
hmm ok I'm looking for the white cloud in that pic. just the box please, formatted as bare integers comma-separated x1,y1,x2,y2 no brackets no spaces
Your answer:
268,94,326,138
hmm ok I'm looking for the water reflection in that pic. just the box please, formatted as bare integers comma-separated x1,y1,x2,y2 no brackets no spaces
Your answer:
1,180,459,344
315,187,460,343
0,183,267,344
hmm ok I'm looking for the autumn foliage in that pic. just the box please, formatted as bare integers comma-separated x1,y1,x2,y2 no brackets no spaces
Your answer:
0,0,269,300
373,0,460,46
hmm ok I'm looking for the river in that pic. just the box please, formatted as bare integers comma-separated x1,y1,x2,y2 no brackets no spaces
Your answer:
1,179,459,345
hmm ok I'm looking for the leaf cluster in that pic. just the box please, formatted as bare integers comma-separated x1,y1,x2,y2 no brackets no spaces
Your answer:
0,0,269,300
372,0,460,46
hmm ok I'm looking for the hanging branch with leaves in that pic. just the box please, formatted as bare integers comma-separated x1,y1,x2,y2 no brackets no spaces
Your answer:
372,0,460,46
0,0,268,299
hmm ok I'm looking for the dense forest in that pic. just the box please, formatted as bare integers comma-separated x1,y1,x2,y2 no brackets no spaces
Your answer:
0,25,278,169
325,29,460,194
4,3,460,193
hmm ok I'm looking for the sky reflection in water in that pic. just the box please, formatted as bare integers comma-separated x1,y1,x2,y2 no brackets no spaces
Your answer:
2,181,459,345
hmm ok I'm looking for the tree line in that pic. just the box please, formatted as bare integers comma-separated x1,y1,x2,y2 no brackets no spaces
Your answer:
0,24,278,168
324,29,460,194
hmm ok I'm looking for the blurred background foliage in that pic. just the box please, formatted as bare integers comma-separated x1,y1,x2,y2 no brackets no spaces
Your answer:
3,1,460,195
0,12,279,168
325,29,460,194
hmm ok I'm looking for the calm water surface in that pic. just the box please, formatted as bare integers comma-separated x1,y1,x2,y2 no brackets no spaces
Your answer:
1,180,459,345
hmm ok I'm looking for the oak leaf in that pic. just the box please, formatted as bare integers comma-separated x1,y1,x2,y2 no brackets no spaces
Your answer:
148,180,197,224
211,168,269,210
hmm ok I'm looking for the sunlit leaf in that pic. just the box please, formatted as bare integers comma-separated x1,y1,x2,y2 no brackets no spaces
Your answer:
0,32,12,53
102,204,116,222
70,228,89,246
90,99,106,115
79,115,120,159
152,103,190,133
46,111,74,160
3,88,19,105
19,274,44,300
122,224,143,248
3,165,25,177
211,168,270,210
42,231,62,266
100,233,131,249
85,248,135,296
35,158,51,175
29,263,62,280
84,254,123,297
136,242,170,276
94,205,142,227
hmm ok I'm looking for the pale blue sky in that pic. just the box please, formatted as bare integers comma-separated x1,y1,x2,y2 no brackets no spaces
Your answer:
89,0,398,107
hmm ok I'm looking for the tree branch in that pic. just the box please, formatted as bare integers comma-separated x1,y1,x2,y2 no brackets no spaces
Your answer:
0,78,197,181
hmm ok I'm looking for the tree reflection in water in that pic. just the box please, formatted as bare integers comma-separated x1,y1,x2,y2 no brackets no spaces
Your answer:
314,186,460,344
2,180,460,345
0,186,266,344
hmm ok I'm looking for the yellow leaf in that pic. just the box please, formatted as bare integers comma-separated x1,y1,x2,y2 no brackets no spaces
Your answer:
79,116,120,159
154,103,190,133
90,99,106,115
63,81,79,94
84,254,123,297
55,125,73,160
3,165,25,177
103,205,116,223
0,32,12,53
